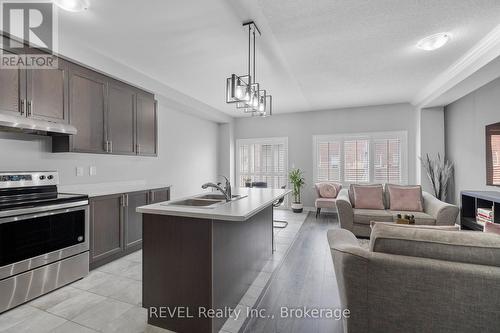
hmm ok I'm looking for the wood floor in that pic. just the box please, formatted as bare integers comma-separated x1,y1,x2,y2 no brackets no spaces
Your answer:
243,212,344,333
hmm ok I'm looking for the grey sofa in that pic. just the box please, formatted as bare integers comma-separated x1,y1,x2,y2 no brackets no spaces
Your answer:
328,224,500,333
336,188,459,237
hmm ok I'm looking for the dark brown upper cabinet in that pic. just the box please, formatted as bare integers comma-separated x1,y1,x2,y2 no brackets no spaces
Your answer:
27,59,69,123
0,49,24,117
107,80,136,155
67,64,107,153
136,93,157,156
52,62,157,156
0,47,68,123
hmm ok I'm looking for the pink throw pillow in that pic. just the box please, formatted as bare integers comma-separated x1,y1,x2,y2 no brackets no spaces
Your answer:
353,185,384,210
484,222,500,235
387,185,423,212
318,183,337,198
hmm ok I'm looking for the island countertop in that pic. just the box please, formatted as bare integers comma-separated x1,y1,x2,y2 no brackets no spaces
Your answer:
136,188,291,221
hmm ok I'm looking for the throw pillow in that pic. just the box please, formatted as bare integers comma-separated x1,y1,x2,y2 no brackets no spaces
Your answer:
484,221,500,235
387,184,423,212
352,184,384,210
318,183,337,198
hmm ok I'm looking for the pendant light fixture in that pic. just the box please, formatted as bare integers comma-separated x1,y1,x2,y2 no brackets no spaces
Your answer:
226,21,272,117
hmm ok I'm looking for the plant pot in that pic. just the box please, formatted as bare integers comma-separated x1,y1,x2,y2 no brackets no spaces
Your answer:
245,182,251,188
291,203,303,213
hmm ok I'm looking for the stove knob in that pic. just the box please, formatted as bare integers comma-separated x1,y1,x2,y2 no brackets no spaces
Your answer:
39,175,46,180
47,175,54,180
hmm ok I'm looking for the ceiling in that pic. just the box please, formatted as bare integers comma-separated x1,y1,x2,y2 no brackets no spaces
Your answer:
57,0,500,116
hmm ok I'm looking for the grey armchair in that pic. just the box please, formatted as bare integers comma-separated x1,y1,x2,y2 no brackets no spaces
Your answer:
328,224,500,333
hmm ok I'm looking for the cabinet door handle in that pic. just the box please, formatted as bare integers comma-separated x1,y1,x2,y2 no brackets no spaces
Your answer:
109,141,113,153
27,100,32,117
20,99,25,116
126,194,129,207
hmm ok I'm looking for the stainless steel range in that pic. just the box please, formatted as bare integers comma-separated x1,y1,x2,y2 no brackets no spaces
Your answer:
0,171,89,313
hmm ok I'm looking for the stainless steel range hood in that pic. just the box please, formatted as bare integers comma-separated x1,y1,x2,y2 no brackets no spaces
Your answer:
0,114,77,136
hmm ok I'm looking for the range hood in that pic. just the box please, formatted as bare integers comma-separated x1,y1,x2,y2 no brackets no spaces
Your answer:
0,114,77,136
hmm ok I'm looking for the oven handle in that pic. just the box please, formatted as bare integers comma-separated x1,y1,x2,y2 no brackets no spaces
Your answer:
0,200,89,223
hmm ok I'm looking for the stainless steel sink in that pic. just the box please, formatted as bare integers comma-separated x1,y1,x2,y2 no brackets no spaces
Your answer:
197,194,247,201
165,198,224,207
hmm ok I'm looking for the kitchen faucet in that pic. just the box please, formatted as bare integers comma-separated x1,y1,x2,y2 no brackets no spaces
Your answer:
201,175,232,201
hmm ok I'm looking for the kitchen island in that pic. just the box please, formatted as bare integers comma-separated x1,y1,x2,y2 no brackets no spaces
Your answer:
136,188,290,333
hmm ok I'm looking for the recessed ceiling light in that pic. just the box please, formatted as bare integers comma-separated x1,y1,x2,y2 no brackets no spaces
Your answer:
53,0,89,12
417,33,451,51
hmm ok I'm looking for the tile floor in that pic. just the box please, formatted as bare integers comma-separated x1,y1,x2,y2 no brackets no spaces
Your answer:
0,209,308,333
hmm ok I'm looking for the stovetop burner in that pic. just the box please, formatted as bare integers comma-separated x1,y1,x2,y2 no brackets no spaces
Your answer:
0,171,88,212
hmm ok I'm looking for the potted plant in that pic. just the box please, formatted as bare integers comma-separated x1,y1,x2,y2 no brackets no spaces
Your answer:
289,168,305,213
419,153,454,201
244,177,252,188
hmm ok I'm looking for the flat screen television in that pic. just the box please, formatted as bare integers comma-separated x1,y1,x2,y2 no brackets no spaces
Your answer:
486,122,500,186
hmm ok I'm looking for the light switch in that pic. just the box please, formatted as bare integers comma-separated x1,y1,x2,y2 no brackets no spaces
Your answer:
89,166,97,176
76,167,84,177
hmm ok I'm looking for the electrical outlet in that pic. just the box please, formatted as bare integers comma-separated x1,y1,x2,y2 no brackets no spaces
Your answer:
89,166,97,176
76,167,84,177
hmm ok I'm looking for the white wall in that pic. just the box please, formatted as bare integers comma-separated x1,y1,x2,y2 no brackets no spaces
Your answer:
0,96,219,199
445,76,500,204
217,121,235,186
417,107,445,195
232,103,418,207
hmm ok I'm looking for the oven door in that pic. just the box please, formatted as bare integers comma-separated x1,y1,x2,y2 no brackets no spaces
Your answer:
0,202,89,280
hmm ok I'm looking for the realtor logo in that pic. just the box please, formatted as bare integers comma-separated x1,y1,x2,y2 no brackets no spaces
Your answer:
0,0,57,68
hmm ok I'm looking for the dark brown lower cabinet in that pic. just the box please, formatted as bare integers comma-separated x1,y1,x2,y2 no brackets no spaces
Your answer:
125,191,148,248
90,194,123,263
149,188,170,204
89,187,170,269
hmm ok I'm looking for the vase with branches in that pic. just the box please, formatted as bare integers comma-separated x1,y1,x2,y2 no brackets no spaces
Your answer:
420,153,453,201
289,168,305,213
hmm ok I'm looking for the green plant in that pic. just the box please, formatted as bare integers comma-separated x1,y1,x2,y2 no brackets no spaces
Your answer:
289,168,305,203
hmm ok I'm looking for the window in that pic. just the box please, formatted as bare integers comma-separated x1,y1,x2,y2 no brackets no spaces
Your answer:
313,131,407,185
236,137,288,189
486,122,500,186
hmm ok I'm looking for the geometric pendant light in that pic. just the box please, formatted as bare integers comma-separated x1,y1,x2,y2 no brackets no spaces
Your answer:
225,21,272,117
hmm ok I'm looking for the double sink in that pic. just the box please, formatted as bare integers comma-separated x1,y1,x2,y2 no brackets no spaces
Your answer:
162,193,247,209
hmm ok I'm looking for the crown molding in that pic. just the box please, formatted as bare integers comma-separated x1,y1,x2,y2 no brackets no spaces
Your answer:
413,24,500,108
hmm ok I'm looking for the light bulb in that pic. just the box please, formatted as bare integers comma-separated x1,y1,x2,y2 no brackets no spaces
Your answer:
258,103,265,112
252,92,259,108
234,85,245,99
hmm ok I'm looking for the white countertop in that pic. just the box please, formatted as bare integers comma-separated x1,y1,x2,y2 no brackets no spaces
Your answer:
59,181,170,197
136,188,291,222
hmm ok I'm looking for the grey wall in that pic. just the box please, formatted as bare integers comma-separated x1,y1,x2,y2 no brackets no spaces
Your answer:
417,107,445,195
445,77,500,204
233,103,418,208
0,96,218,199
